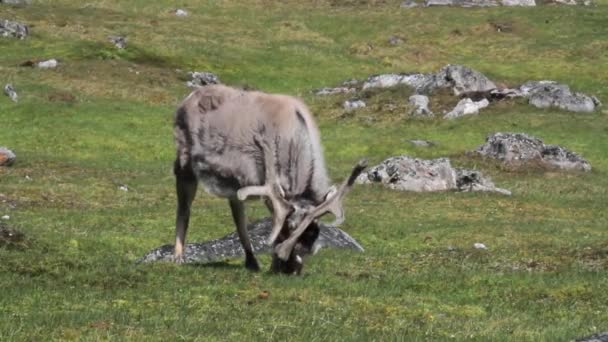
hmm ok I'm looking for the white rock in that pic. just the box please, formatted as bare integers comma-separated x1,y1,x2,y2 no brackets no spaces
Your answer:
343,99,366,111
500,0,535,5
1,215,9,220
119,185,129,192
37,59,58,69
444,98,489,119
473,242,487,250
175,9,188,16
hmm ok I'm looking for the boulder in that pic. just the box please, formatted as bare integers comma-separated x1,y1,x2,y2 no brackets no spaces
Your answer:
0,19,28,39
409,94,434,117
344,99,366,111
137,217,364,264
409,139,435,147
4,84,18,102
0,147,16,166
521,81,599,113
356,155,510,194
437,64,497,96
444,98,489,119
0,223,27,250
475,132,591,172
388,35,404,45
186,71,221,87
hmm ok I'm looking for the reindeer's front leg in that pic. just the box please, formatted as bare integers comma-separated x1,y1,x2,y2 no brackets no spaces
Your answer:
174,160,198,263
229,198,260,271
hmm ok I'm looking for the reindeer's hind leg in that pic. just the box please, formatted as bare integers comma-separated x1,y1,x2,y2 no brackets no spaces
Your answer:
229,198,260,271
174,159,198,263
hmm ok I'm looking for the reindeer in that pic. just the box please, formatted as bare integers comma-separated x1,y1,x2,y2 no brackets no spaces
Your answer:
173,84,366,274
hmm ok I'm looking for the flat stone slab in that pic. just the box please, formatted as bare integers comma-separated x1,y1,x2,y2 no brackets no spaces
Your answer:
137,217,364,264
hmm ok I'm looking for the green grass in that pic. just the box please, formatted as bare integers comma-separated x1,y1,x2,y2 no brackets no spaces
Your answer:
1,0,608,340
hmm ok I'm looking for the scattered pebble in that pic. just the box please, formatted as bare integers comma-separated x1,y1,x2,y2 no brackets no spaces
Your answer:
108,35,127,49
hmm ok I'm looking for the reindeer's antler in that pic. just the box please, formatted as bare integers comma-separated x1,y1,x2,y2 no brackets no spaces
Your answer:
274,158,367,261
237,138,292,246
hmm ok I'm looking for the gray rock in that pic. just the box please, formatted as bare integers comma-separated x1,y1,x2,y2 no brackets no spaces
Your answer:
521,81,598,113
186,71,221,87
314,86,356,95
0,147,16,166
444,98,489,119
108,35,127,49
425,0,499,6
344,99,366,111
362,64,496,96
438,64,497,96
401,0,420,7
4,84,18,102
409,139,435,147
356,155,510,194
137,217,364,264
0,0,32,4
388,35,404,45
409,94,434,117
500,0,535,5
475,132,591,172
0,19,28,39
576,331,608,342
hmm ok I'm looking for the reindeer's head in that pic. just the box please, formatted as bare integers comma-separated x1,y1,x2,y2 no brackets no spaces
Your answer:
238,158,367,274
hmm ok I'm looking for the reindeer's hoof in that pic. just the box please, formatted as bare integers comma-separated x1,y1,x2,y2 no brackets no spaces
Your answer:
172,254,185,264
245,253,261,271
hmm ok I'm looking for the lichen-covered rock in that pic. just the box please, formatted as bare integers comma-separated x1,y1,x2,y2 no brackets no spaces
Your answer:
356,155,510,194
521,81,599,113
0,147,16,166
409,95,434,117
186,71,221,87
344,99,366,111
137,217,364,264
444,98,489,119
0,19,28,39
475,132,591,172
4,84,18,102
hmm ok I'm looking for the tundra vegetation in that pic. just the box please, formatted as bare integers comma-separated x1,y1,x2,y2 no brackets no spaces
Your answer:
1,0,608,340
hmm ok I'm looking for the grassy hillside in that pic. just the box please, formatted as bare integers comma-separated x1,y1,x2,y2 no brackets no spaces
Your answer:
1,0,607,340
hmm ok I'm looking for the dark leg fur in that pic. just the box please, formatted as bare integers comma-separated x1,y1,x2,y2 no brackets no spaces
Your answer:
229,199,260,271
174,160,198,262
